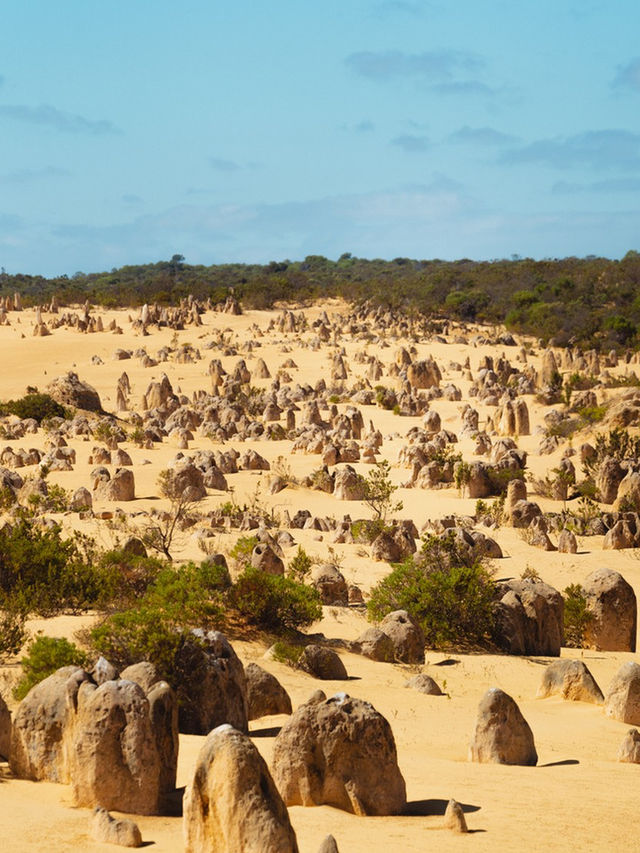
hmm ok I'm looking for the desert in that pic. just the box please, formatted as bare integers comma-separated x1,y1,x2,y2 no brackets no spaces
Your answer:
1,295,640,852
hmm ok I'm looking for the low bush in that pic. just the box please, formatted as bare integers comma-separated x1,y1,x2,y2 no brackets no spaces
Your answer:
14,635,87,700
0,392,68,423
0,606,28,661
231,567,322,632
270,640,304,668
367,533,496,649
288,545,313,582
563,584,593,648
228,535,258,568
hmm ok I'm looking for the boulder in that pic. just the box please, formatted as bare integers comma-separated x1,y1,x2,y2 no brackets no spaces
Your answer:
536,659,603,704
70,486,93,511
596,457,624,504
317,836,340,853
95,467,135,501
178,631,248,735
354,628,395,662
444,799,468,833
245,663,292,720
604,662,640,725
469,687,537,765
120,661,161,694
46,371,102,412
583,568,637,652
618,728,640,763
557,528,578,554
89,807,142,848
184,725,299,853
167,462,206,501
404,674,443,695
493,579,564,656
333,466,366,501
272,693,407,815
10,666,91,782
148,681,180,798
310,564,348,605
298,645,348,680
71,679,162,814
0,692,11,760
379,610,425,664
251,543,285,576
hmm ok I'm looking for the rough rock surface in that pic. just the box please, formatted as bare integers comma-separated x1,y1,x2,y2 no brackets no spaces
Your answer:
46,371,103,412
604,662,640,725
536,659,604,704
298,645,348,680
618,728,640,763
583,568,637,652
245,663,292,719
354,628,395,662
272,692,407,815
71,679,162,814
0,692,10,760
493,579,563,656
469,687,538,766
404,674,444,695
183,724,298,853
89,807,142,848
379,610,425,664
444,798,468,833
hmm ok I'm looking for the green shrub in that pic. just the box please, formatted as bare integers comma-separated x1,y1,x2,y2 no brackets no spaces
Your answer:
288,546,313,582
14,635,87,700
0,605,28,661
229,535,258,567
0,392,68,423
95,549,167,609
0,518,100,616
563,584,593,648
231,567,322,632
143,561,227,630
270,640,304,668
367,533,496,649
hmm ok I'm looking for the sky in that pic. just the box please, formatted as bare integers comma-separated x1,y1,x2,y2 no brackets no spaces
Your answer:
1,0,640,276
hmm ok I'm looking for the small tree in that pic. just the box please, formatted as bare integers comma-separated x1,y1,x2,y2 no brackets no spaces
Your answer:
362,460,403,522
141,469,198,560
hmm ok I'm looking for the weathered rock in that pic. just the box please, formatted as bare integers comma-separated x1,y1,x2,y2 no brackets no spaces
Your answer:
469,687,537,765
618,728,640,763
379,610,425,664
120,661,161,694
557,528,578,553
92,656,119,685
148,680,180,797
466,462,492,499
178,631,248,735
604,662,640,725
95,467,135,501
444,798,468,833
317,836,340,853
89,807,142,848
298,645,348,680
71,679,162,814
184,725,299,853
70,486,93,511
10,666,91,782
596,457,625,504
245,663,292,719
537,659,603,704
251,543,285,575
272,693,407,815
404,674,443,695
583,568,637,652
354,628,395,662
46,371,102,412
493,579,564,656
333,466,366,500
602,519,637,550
0,692,11,759
310,563,348,605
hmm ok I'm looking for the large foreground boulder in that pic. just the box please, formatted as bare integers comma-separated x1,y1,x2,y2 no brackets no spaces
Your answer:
604,662,640,725
10,666,91,782
493,579,563,656
177,631,248,735
536,659,603,704
583,568,637,652
272,692,406,816
184,724,298,853
71,679,162,814
469,687,537,766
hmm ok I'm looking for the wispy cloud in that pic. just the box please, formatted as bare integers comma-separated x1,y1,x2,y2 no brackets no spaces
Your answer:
391,134,430,152
449,125,517,146
0,104,120,135
346,49,484,83
208,157,240,172
553,177,640,194
0,166,71,185
612,58,640,93
501,130,640,170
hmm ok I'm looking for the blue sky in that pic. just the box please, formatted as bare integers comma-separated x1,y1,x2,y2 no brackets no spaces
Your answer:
1,0,640,275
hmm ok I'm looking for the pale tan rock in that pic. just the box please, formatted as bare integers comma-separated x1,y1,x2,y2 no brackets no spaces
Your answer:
444,798,468,832
0,691,11,759
618,728,640,763
183,724,298,853
272,692,406,815
604,662,640,725
89,807,142,847
583,568,637,652
379,610,425,664
245,663,292,720
537,660,603,704
469,687,537,765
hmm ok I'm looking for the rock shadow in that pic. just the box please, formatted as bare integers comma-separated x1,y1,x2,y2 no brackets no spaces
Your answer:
404,798,481,817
